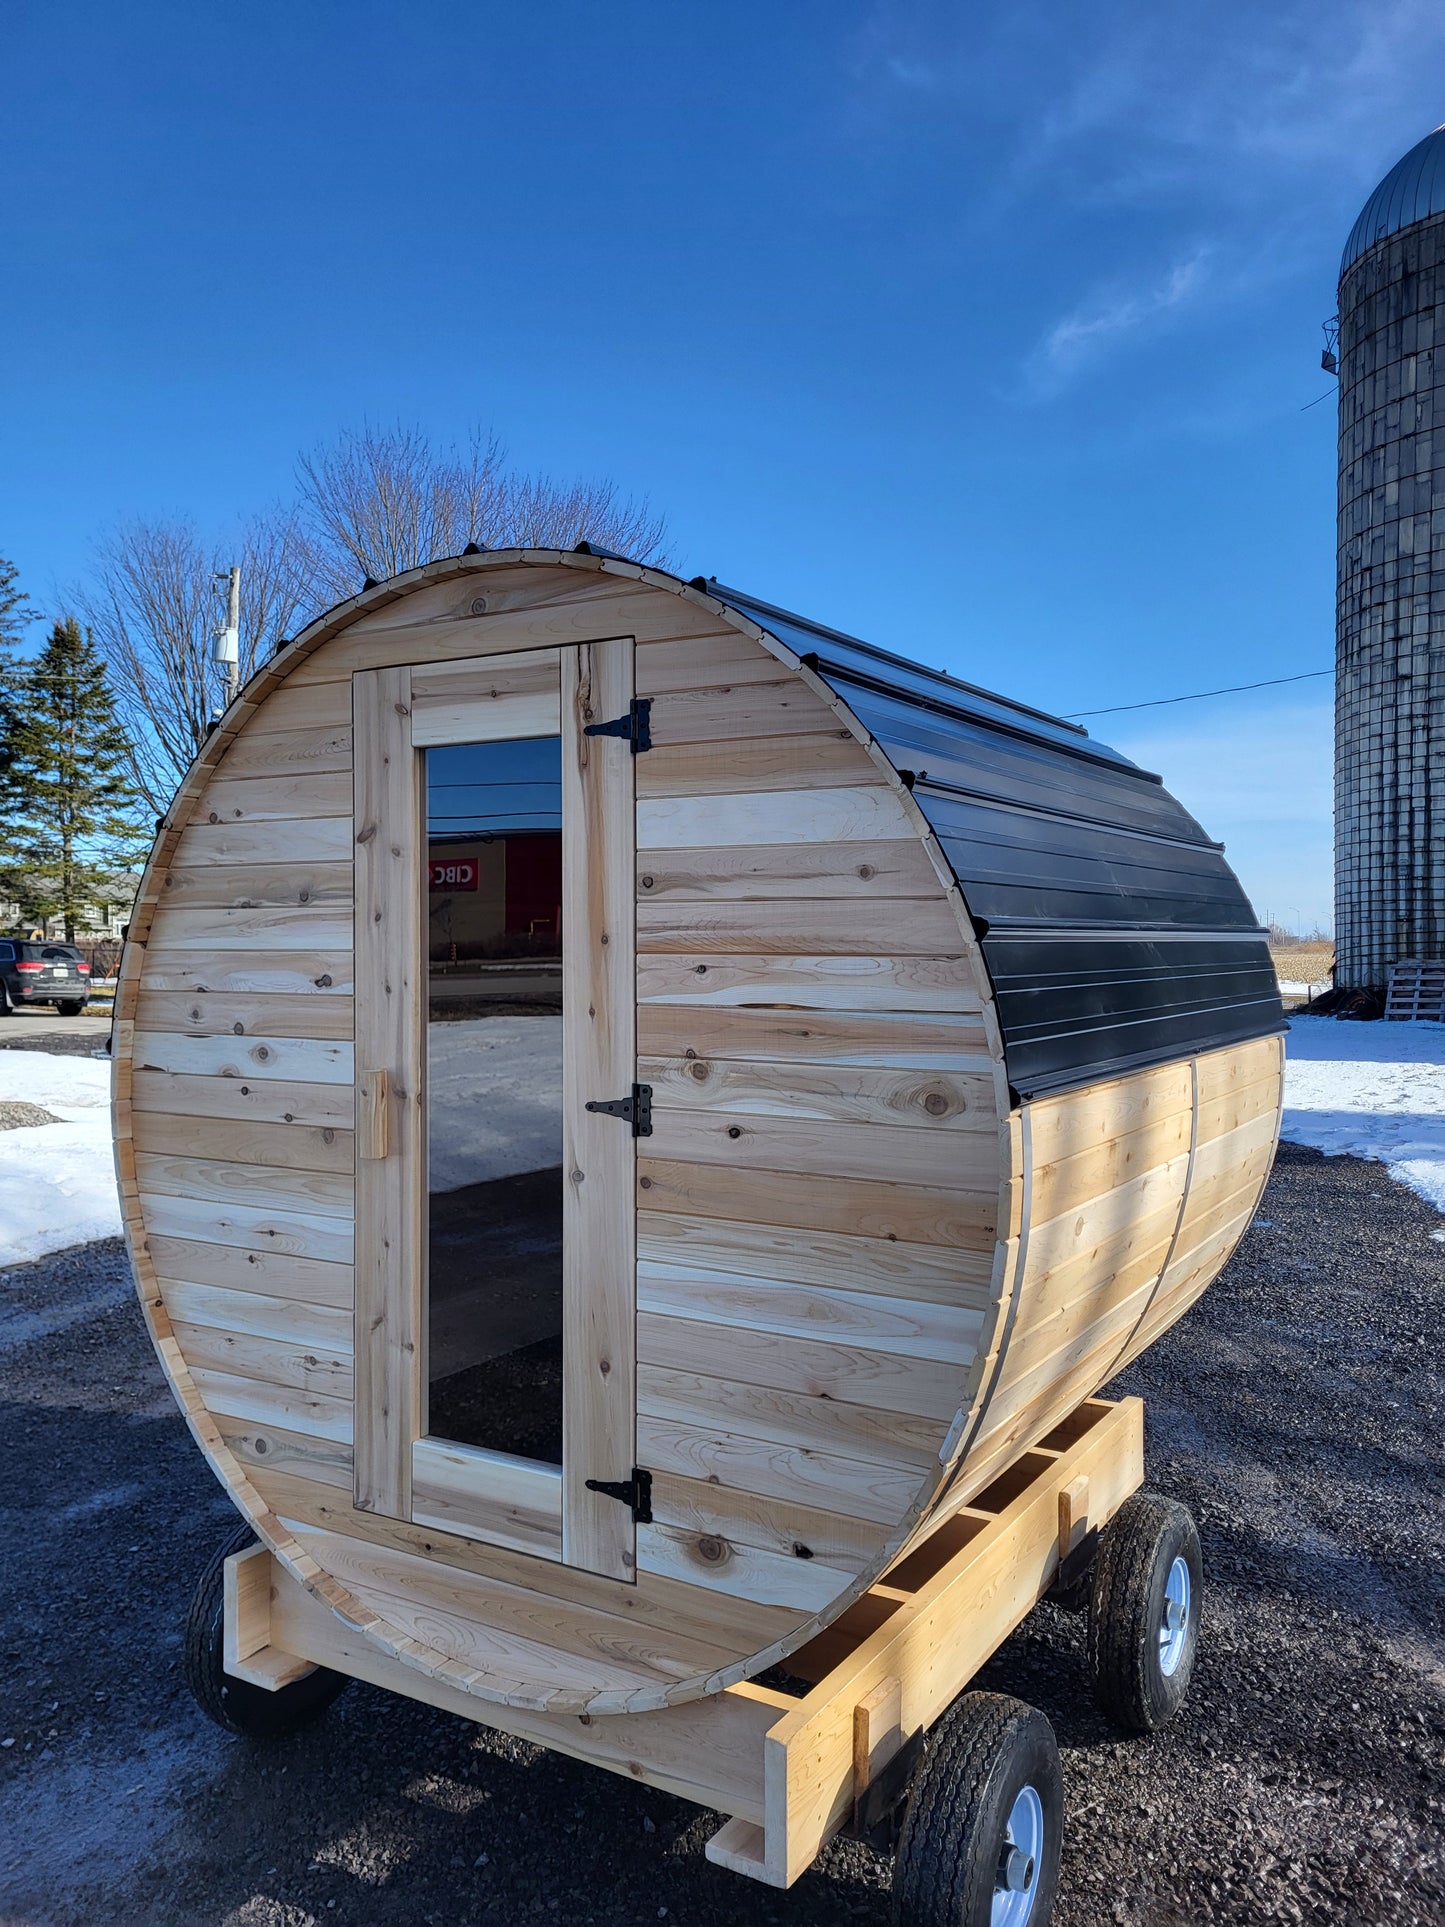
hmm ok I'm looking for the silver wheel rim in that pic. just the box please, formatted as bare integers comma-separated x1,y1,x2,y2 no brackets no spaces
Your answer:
992,1783,1044,1927
1159,1555,1191,1677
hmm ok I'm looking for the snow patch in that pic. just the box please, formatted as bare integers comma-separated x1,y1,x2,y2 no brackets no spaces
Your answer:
0,1051,119,1267
1283,1016,1445,1212
58,1480,148,1523
427,1016,561,1192
0,1047,111,1112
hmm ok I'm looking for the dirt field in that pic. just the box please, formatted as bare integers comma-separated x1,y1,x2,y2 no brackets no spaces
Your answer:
1268,942,1334,987
1,1144,1442,1925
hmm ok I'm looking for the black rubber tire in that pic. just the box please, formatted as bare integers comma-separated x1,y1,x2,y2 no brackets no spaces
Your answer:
56,1000,85,1017
892,1692,1063,1927
0,983,11,1015
1087,1491,1202,1734
184,1520,351,1738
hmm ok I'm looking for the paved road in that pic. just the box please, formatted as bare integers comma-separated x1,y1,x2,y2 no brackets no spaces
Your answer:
0,1009,113,1055
0,1144,1441,1924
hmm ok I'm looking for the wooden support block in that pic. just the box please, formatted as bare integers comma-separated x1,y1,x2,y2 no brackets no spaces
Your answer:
1058,1473,1090,1555
704,1818,779,1885
223,1544,317,1690
853,1676,904,1807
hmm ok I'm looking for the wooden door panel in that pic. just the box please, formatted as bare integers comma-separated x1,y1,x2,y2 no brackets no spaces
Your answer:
352,665,425,1518
561,639,639,1580
352,642,637,1583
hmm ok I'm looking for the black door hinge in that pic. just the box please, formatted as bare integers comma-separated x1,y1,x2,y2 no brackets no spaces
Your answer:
584,697,652,752
585,1082,652,1136
584,1466,653,1523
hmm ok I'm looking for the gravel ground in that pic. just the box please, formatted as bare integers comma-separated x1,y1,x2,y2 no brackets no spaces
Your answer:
1,1141,1441,1926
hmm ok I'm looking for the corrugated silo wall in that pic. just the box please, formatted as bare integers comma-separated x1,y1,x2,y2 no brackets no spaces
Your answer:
1336,211,1445,988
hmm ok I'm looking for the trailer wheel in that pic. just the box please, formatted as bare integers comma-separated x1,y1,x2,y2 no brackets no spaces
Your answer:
184,1522,350,1739
1087,1491,1201,1734
891,1692,1062,1927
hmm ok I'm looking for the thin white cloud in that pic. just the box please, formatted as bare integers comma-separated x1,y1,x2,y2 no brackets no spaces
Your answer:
1032,8,1445,212
1035,247,1211,380
874,0,1445,189
851,0,1445,393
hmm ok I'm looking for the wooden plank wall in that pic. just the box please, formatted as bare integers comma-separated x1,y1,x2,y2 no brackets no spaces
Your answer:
957,1033,1283,1496
631,630,1007,1606
1112,1034,1283,1371
116,558,1011,1714
124,661,362,1504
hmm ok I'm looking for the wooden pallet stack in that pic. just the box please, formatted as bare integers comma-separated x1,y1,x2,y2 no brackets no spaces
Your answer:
1385,959,1445,1022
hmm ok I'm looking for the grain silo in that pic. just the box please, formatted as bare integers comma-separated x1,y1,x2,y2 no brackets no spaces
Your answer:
1336,125,1445,991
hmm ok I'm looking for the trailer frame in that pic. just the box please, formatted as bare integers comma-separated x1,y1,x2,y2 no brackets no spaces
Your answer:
223,1393,1144,1891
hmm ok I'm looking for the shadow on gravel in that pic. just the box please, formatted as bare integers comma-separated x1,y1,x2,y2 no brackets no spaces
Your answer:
1,1146,1442,1925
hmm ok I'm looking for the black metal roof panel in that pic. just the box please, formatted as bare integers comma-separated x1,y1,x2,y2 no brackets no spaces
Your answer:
707,579,1284,1101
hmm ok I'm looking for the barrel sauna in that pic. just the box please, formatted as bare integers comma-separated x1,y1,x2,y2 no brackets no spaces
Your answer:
112,548,1284,1726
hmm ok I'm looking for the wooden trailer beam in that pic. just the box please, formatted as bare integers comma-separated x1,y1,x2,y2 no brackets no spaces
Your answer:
717,1394,1145,1887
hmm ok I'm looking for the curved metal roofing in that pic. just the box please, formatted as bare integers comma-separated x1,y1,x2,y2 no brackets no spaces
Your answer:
1341,124,1445,276
705,579,1283,1101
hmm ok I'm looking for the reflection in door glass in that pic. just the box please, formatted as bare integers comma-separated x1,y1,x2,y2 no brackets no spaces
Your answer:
424,737,563,1464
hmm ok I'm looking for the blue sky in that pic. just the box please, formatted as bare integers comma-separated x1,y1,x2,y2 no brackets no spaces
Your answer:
4,1,1443,931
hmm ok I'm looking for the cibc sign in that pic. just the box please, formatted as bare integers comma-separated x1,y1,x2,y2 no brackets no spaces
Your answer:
428,858,479,892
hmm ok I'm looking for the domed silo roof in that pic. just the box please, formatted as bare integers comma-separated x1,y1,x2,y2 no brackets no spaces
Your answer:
1341,123,1445,276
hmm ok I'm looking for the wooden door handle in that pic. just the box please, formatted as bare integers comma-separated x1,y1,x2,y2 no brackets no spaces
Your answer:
359,1069,391,1160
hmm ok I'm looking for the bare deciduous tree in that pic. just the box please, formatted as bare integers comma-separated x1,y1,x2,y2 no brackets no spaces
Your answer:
498,468,669,556
83,424,668,811
296,424,667,601
79,511,318,813
296,425,508,605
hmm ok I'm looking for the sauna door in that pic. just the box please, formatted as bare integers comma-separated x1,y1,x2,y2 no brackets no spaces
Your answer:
351,639,638,1582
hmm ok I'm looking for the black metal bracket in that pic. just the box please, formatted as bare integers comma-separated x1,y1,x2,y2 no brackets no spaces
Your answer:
584,1467,653,1523
585,1082,652,1136
845,1726,925,1854
1051,1525,1100,1605
584,697,653,753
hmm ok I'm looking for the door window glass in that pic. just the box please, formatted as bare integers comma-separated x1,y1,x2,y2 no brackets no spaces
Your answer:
424,737,564,1463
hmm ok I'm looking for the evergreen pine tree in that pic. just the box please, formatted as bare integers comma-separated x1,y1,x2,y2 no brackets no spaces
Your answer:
0,555,35,832
7,616,149,940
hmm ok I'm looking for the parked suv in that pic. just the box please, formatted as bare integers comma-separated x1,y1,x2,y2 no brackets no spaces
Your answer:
0,940,91,1015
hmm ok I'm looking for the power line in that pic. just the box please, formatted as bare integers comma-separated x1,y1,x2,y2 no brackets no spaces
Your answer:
1067,668,1332,720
